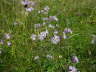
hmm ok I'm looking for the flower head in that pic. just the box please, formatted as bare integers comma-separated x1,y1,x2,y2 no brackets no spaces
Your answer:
49,16,58,21
91,35,96,44
38,30,49,40
64,28,72,34
0,40,4,45
51,35,60,44
31,34,37,40
7,41,12,46
34,56,39,60
71,56,79,63
68,66,77,72
46,54,53,59
4,33,11,40
26,7,34,12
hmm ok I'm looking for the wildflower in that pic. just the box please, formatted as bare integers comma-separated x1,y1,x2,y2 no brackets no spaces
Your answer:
48,24,55,29
59,55,62,58
0,48,2,54
51,35,60,44
91,35,96,44
34,23,42,28
46,54,53,59
54,30,58,34
31,34,37,40
21,0,30,5
4,33,11,39
42,16,58,21
34,56,39,60
26,7,34,12
71,56,79,63
42,22,47,25
49,16,58,21
63,32,67,39
38,30,49,40
44,6,50,12
38,6,50,14
42,17,49,21
64,28,72,34
7,41,12,46
68,66,77,72
0,40,4,45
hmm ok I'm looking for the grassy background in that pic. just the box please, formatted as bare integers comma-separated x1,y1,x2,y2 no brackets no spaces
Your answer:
0,0,96,72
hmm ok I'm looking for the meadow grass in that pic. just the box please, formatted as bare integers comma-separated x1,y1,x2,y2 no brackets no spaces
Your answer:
0,0,96,72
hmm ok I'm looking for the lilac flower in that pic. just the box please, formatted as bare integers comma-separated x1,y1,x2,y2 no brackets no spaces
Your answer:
4,33,11,39
68,66,77,72
71,56,79,63
64,28,72,34
7,41,12,46
42,16,58,21
21,0,30,5
49,16,58,21
38,30,49,40
26,7,34,12
51,35,60,44
31,34,37,40
42,17,49,21
44,6,50,12
0,40,4,45
21,0,36,6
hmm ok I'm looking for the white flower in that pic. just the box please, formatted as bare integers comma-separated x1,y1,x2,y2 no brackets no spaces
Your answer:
42,17,49,21
46,54,53,59
49,16,58,21
68,66,77,72
7,41,12,46
48,24,55,29
4,33,11,39
38,30,49,40
34,56,39,60
26,7,34,12
44,6,50,12
31,34,37,40
64,28,72,34
38,6,50,14
63,32,67,39
59,55,62,58
51,35,60,44
54,30,58,34
71,56,79,63
43,16,58,21
91,35,96,44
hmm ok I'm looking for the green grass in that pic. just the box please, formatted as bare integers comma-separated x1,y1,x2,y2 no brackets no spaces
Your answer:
0,0,96,72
